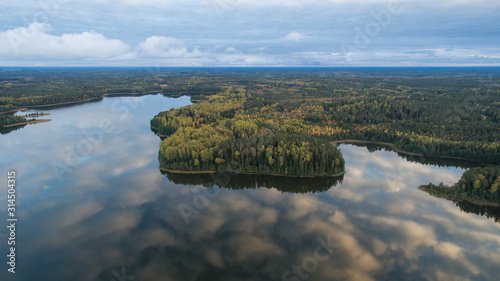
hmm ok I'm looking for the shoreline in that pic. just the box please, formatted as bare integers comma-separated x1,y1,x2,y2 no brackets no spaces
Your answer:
102,91,160,98
23,97,103,109
332,139,487,164
160,167,346,178
0,108,28,115
418,185,500,208
1,119,51,128
0,91,166,114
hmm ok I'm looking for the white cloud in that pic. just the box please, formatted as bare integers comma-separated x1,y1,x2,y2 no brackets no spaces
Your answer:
0,22,130,59
428,48,500,59
283,31,304,41
0,24,207,63
137,36,203,58
93,0,499,6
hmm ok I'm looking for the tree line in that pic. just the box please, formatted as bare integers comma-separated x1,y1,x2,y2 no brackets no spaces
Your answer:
422,165,500,204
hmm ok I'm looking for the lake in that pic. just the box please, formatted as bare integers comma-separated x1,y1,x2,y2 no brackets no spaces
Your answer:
0,94,499,281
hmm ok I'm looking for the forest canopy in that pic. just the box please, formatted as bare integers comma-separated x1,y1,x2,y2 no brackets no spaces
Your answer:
149,68,500,164
151,88,346,177
2,67,499,163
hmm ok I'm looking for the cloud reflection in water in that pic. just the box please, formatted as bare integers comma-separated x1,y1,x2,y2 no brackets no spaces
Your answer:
0,96,499,281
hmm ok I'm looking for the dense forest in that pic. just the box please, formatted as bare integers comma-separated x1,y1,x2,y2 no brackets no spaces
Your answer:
2,67,500,164
151,88,346,177
150,68,499,164
420,166,500,205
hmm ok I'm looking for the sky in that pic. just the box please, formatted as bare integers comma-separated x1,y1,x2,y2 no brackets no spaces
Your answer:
0,0,499,67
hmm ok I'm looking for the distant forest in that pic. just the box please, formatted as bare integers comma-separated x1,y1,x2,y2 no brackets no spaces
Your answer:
2,67,500,165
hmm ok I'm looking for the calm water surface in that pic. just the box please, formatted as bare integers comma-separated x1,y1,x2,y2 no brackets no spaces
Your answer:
0,95,499,281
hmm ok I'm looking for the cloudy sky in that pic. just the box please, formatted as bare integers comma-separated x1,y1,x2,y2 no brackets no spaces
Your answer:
0,0,499,66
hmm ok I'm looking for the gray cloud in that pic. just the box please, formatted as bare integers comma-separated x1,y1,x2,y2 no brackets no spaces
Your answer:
0,0,499,65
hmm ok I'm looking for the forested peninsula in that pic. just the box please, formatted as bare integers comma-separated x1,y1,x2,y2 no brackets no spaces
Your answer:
420,166,500,206
151,88,346,177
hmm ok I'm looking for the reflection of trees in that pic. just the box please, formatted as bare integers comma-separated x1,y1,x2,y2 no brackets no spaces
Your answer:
453,200,500,223
362,142,500,223
420,165,500,223
162,171,343,193
0,124,26,135
360,143,482,169
421,186,500,223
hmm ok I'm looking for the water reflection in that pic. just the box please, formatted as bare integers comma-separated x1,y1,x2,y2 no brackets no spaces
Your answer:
0,124,25,135
162,171,344,193
453,200,500,223
347,142,500,223
0,96,499,281
345,142,485,169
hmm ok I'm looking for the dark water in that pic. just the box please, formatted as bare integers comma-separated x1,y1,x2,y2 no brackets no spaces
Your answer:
0,95,499,281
